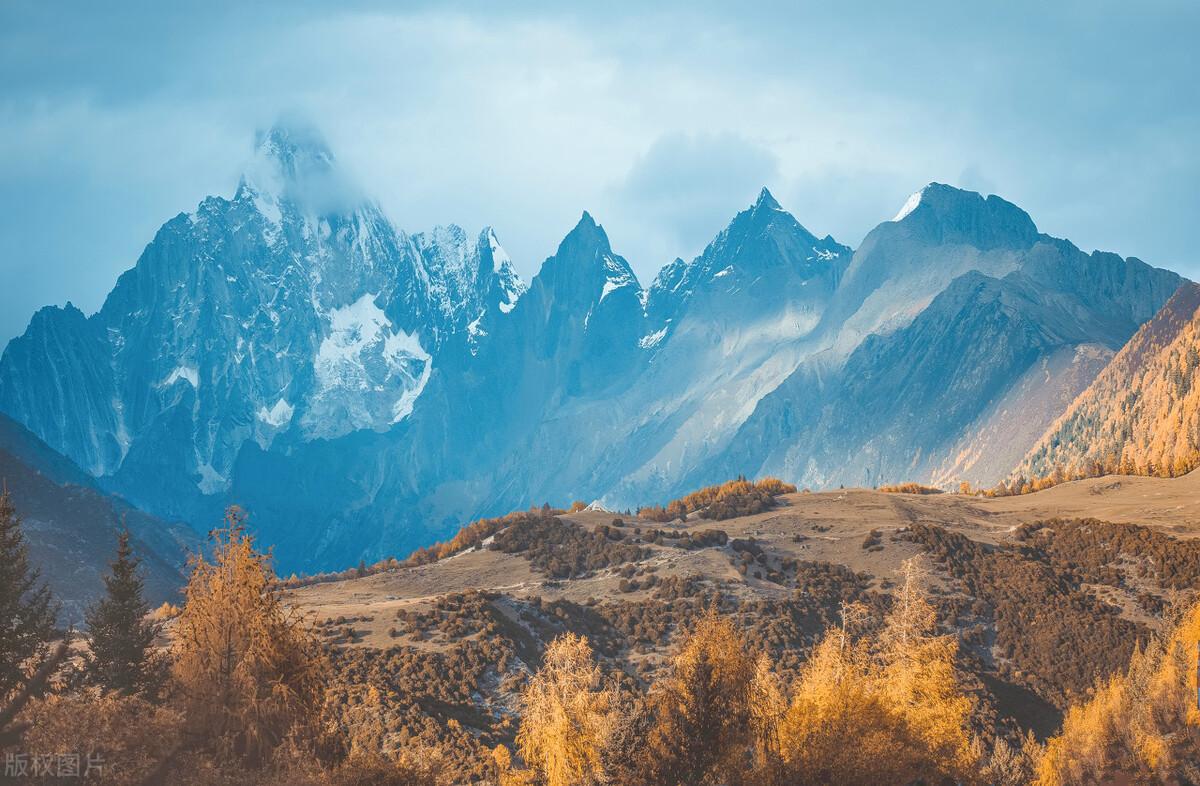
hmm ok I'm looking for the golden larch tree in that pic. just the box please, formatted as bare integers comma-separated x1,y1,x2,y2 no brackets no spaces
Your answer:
172,507,328,765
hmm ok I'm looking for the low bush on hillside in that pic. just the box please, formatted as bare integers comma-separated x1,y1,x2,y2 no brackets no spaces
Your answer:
325,624,520,781
905,523,1145,707
1015,517,1200,592
638,476,797,522
489,515,646,579
878,482,944,495
282,508,571,589
286,476,793,589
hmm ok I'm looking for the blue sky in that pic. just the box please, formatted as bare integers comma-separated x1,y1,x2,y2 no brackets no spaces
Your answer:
1,1,1197,343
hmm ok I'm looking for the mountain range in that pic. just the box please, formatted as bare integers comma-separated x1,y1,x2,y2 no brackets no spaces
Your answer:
0,122,1186,572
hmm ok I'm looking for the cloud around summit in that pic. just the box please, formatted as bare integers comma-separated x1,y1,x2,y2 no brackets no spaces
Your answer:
0,0,1197,343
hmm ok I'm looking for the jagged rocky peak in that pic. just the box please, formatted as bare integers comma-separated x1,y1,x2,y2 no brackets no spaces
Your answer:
254,121,336,177
646,187,850,323
705,186,850,270
476,227,526,313
561,210,610,254
888,182,1039,250
416,224,522,290
650,257,689,294
536,211,640,309
412,224,527,333
478,227,512,275
752,185,782,211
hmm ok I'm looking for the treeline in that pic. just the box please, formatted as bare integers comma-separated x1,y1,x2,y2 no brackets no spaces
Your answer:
878,482,944,495
1,497,442,785
638,476,797,523
1016,290,1200,486
974,453,1200,499
281,506,571,589
495,559,1034,786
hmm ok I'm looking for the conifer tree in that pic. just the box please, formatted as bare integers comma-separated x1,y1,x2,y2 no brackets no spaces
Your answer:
514,633,614,786
0,490,58,699
640,611,756,786
84,528,162,696
173,507,327,764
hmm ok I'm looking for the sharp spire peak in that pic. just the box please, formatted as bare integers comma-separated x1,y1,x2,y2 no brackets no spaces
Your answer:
755,186,781,210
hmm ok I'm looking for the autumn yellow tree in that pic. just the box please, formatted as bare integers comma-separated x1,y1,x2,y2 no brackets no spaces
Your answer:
1037,595,1200,784
511,633,615,786
639,611,756,786
879,559,975,779
768,559,976,785
173,507,328,765
748,652,787,774
773,631,910,785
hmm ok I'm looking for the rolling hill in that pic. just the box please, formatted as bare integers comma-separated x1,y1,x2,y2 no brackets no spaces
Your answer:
0,412,197,622
279,472,1200,776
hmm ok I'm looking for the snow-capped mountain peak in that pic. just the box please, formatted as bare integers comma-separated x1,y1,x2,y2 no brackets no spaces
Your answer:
484,227,511,273
644,188,851,324
253,121,336,179
478,228,526,315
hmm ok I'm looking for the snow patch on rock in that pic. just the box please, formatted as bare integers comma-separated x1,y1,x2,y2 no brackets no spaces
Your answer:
639,326,669,349
304,293,433,437
196,462,226,495
891,187,927,222
257,398,295,427
162,365,199,388
317,294,392,372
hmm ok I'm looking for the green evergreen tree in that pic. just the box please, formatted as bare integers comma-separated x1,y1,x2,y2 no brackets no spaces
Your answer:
0,490,58,699
84,528,162,696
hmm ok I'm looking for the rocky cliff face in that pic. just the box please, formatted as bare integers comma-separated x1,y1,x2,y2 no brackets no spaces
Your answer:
0,126,1185,571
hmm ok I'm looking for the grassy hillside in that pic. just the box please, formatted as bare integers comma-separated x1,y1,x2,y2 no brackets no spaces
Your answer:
8,474,1200,783
274,477,1200,778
